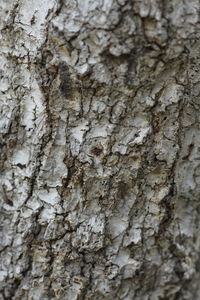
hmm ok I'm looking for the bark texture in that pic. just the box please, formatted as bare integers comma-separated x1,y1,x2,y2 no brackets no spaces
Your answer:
1,0,200,299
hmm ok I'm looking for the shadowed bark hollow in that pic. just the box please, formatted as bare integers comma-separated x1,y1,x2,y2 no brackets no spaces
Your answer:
1,0,200,299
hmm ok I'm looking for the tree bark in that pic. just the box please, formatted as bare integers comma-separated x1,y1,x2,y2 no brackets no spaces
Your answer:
1,0,200,299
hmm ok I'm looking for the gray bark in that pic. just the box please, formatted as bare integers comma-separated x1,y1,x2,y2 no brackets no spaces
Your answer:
1,0,200,299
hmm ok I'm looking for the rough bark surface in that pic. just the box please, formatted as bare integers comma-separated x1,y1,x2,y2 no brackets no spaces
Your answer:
1,0,200,299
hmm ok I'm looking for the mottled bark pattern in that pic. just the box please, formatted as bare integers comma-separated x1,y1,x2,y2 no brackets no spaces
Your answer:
0,0,200,299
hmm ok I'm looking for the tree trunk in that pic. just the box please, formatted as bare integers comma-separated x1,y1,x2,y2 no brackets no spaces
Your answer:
1,0,200,299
